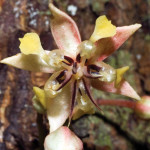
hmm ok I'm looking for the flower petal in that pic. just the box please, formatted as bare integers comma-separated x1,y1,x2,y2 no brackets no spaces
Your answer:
46,84,71,133
91,24,141,62
90,15,116,42
73,80,95,120
19,33,44,55
0,53,54,73
44,126,83,150
49,3,81,58
91,79,141,100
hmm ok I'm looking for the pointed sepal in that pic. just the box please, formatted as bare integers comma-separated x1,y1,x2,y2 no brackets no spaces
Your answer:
1,53,54,73
49,3,81,58
91,24,141,62
91,79,141,100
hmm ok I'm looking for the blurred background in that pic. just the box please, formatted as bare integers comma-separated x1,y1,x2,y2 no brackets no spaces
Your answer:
0,0,150,150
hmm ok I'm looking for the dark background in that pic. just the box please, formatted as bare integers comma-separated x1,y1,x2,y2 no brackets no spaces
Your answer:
0,0,150,150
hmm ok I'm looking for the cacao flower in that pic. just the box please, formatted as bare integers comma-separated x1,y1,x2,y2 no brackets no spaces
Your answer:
1,3,141,133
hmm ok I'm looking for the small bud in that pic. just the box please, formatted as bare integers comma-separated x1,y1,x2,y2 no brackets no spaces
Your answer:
135,96,150,119
44,126,83,150
78,40,96,59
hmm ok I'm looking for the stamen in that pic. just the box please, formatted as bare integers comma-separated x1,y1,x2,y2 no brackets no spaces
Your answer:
76,54,81,63
84,74,101,79
56,70,66,84
78,88,82,96
85,59,88,65
62,61,71,66
82,78,102,112
64,55,74,65
83,66,102,79
87,64,101,73
72,62,77,74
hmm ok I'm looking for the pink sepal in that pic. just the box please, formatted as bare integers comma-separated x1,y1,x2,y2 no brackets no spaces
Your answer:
94,24,141,61
49,3,81,58
91,79,141,100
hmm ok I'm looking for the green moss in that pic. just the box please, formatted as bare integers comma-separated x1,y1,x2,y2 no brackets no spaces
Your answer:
88,116,112,148
145,34,150,41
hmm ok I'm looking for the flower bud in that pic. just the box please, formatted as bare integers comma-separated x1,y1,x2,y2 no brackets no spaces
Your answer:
135,96,150,119
44,126,83,150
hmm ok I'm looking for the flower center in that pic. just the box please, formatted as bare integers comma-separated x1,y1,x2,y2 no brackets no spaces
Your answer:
46,40,116,100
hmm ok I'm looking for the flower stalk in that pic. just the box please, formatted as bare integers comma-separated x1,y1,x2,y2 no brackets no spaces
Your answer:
97,99,135,109
97,96,150,120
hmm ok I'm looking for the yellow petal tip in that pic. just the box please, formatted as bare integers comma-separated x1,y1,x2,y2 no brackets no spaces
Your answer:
90,15,116,42
33,87,46,109
19,33,43,55
115,66,129,87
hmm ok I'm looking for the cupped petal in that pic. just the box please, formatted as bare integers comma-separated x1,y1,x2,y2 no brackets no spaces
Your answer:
46,49,65,69
49,3,81,58
91,24,141,62
44,70,72,98
44,126,83,150
0,53,54,73
46,83,72,133
95,61,116,82
90,15,116,42
91,79,141,100
73,80,95,120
